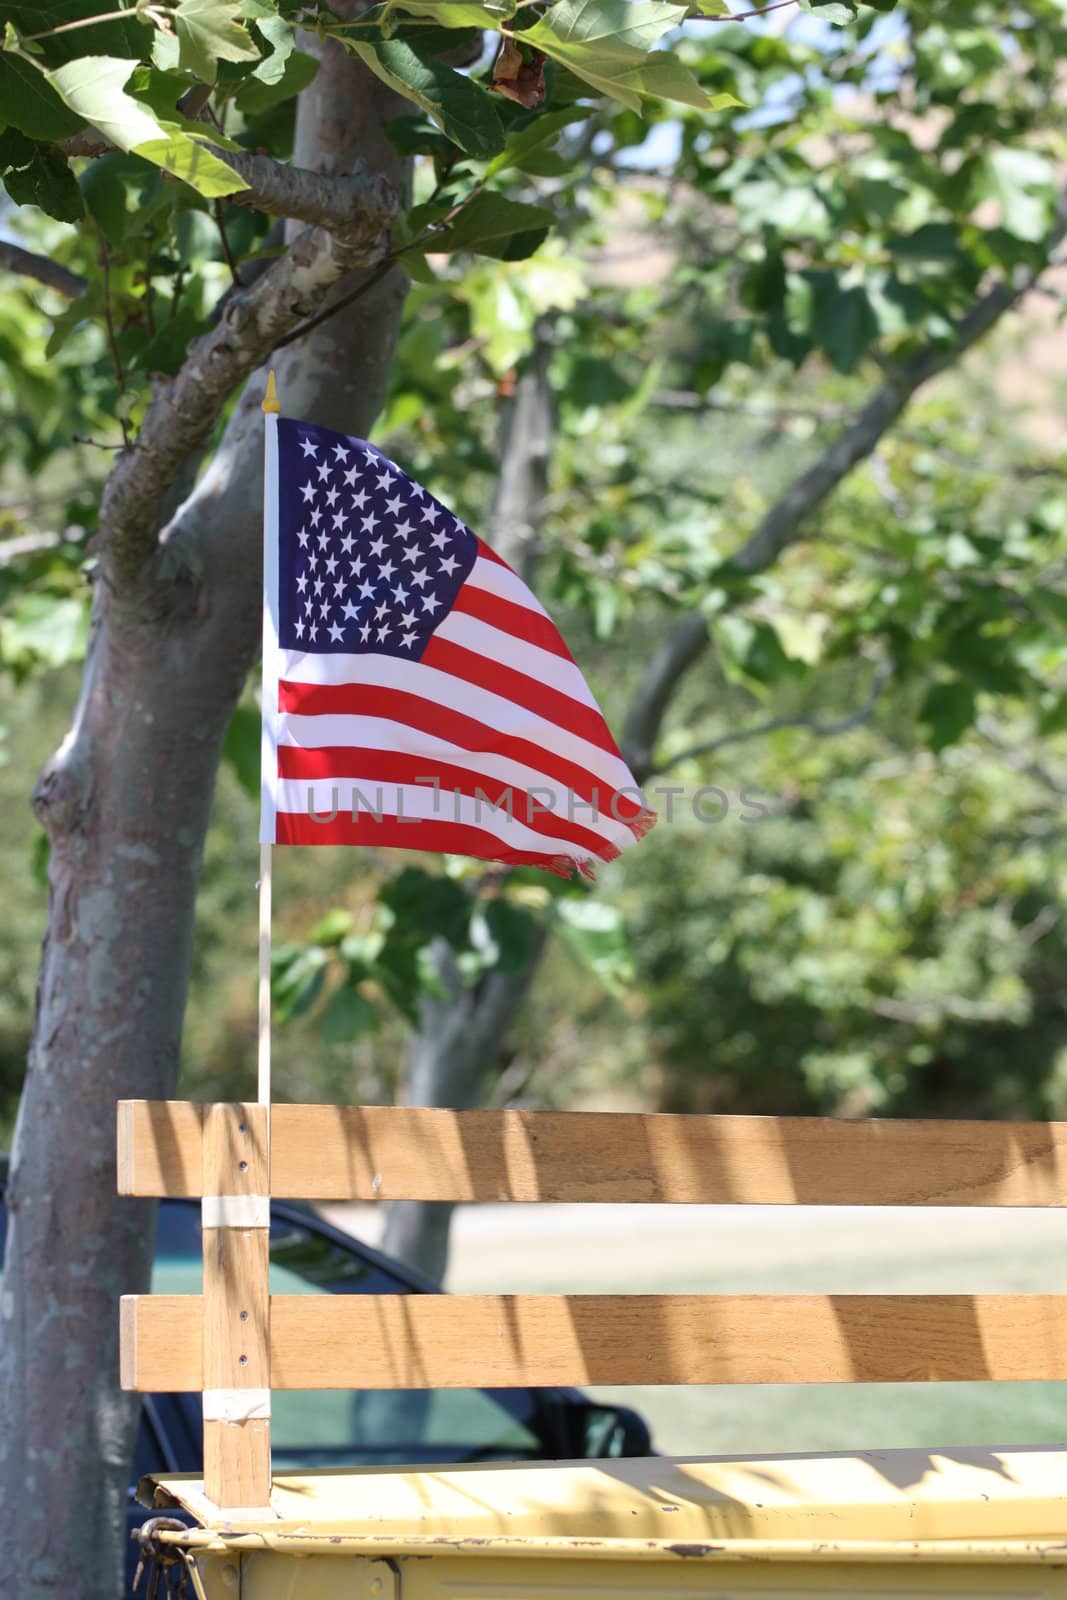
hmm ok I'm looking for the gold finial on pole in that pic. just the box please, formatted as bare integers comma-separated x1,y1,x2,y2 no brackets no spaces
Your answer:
262,370,281,414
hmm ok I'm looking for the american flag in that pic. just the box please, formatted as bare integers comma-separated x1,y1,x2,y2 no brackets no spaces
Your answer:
260,416,655,878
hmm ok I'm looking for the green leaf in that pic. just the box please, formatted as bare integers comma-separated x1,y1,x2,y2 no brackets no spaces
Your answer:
173,0,261,84
796,0,856,21
0,51,85,141
459,269,531,372
529,0,688,53
715,614,799,687
319,983,378,1043
1028,586,1067,631
402,250,437,283
625,49,715,110
126,65,242,143
0,126,35,170
45,289,95,358
379,866,473,949
391,0,517,21
345,38,505,158
1038,692,1067,736
2,0,149,60
0,593,89,670
481,898,535,974
247,6,295,85
812,282,879,374
133,130,248,195
555,897,634,997
45,57,250,197
484,107,583,178
424,192,556,257
920,679,977,751
384,113,453,157
80,153,128,247
221,705,260,798
31,827,50,890
307,908,355,946
152,28,181,70
523,4,709,111
980,148,1056,244
235,47,318,114
271,944,328,1020
4,143,83,222
43,54,177,150
941,621,1024,696
734,177,830,237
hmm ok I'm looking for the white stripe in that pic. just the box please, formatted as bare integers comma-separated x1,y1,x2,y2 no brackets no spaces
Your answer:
278,714,636,850
259,411,281,846
466,555,553,618
201,1194,270,1229
277,650,634,794
435,609,596,709
276,779,613,862
203,1388,272,1423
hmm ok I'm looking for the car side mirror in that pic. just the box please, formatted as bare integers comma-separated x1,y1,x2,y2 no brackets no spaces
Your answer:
573,1400,653,1458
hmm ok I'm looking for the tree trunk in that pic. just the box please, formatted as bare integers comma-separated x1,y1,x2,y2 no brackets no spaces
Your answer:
380,344,553,1282
380,930,548,1282
0,36,409,1600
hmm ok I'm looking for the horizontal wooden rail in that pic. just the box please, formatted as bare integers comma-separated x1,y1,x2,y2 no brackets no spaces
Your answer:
118,1100,1067,1206
121,1292,1067,1391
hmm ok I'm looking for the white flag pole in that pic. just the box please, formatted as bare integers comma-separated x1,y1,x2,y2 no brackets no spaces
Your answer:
257,845,272,1110
259,371,281,1120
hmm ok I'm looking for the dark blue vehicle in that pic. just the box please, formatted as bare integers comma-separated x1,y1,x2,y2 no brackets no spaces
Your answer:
0,1170,652,1591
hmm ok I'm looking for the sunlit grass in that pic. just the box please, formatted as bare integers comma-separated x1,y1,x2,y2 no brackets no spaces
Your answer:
443,1202,1067,1458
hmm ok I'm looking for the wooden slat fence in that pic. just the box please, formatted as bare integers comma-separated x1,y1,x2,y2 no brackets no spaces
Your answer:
117,1099,1067,1510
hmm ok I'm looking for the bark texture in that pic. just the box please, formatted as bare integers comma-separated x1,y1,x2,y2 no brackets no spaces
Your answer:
0,30,409,1600
380,928,548,1281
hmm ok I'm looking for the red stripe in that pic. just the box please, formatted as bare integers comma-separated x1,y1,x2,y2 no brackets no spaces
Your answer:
277,747,619,859
476,537,508,567
421,635,623,760
278,680,647,829
452,583,574,662
275,810,594,878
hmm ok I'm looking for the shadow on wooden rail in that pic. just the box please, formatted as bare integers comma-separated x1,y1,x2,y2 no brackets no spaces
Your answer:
121,1288,1067,1390
118,1097,1067,1511
118,1099,1067,1207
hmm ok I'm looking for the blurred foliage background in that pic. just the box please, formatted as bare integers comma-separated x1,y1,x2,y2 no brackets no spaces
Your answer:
1,0,1066,1148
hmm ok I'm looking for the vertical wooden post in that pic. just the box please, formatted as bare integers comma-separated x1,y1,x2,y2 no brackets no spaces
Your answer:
202,1102,271,1509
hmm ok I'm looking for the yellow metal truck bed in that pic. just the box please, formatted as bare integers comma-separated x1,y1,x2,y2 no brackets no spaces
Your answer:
143,1446,1067,1598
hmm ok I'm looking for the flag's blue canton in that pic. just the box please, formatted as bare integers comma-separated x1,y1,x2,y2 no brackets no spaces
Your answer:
277,418,477,658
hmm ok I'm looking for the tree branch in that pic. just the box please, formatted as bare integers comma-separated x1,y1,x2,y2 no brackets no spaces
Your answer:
0,528,84,566
220,150,396,239
977,715,1067,799
66,117,393,243
489,332,554,576
0,242,85,298
99,189,395,589
651,656,892,776
622,196,1067,777
621,613,711,781
870,993,1024,1024
733,245,1066,575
